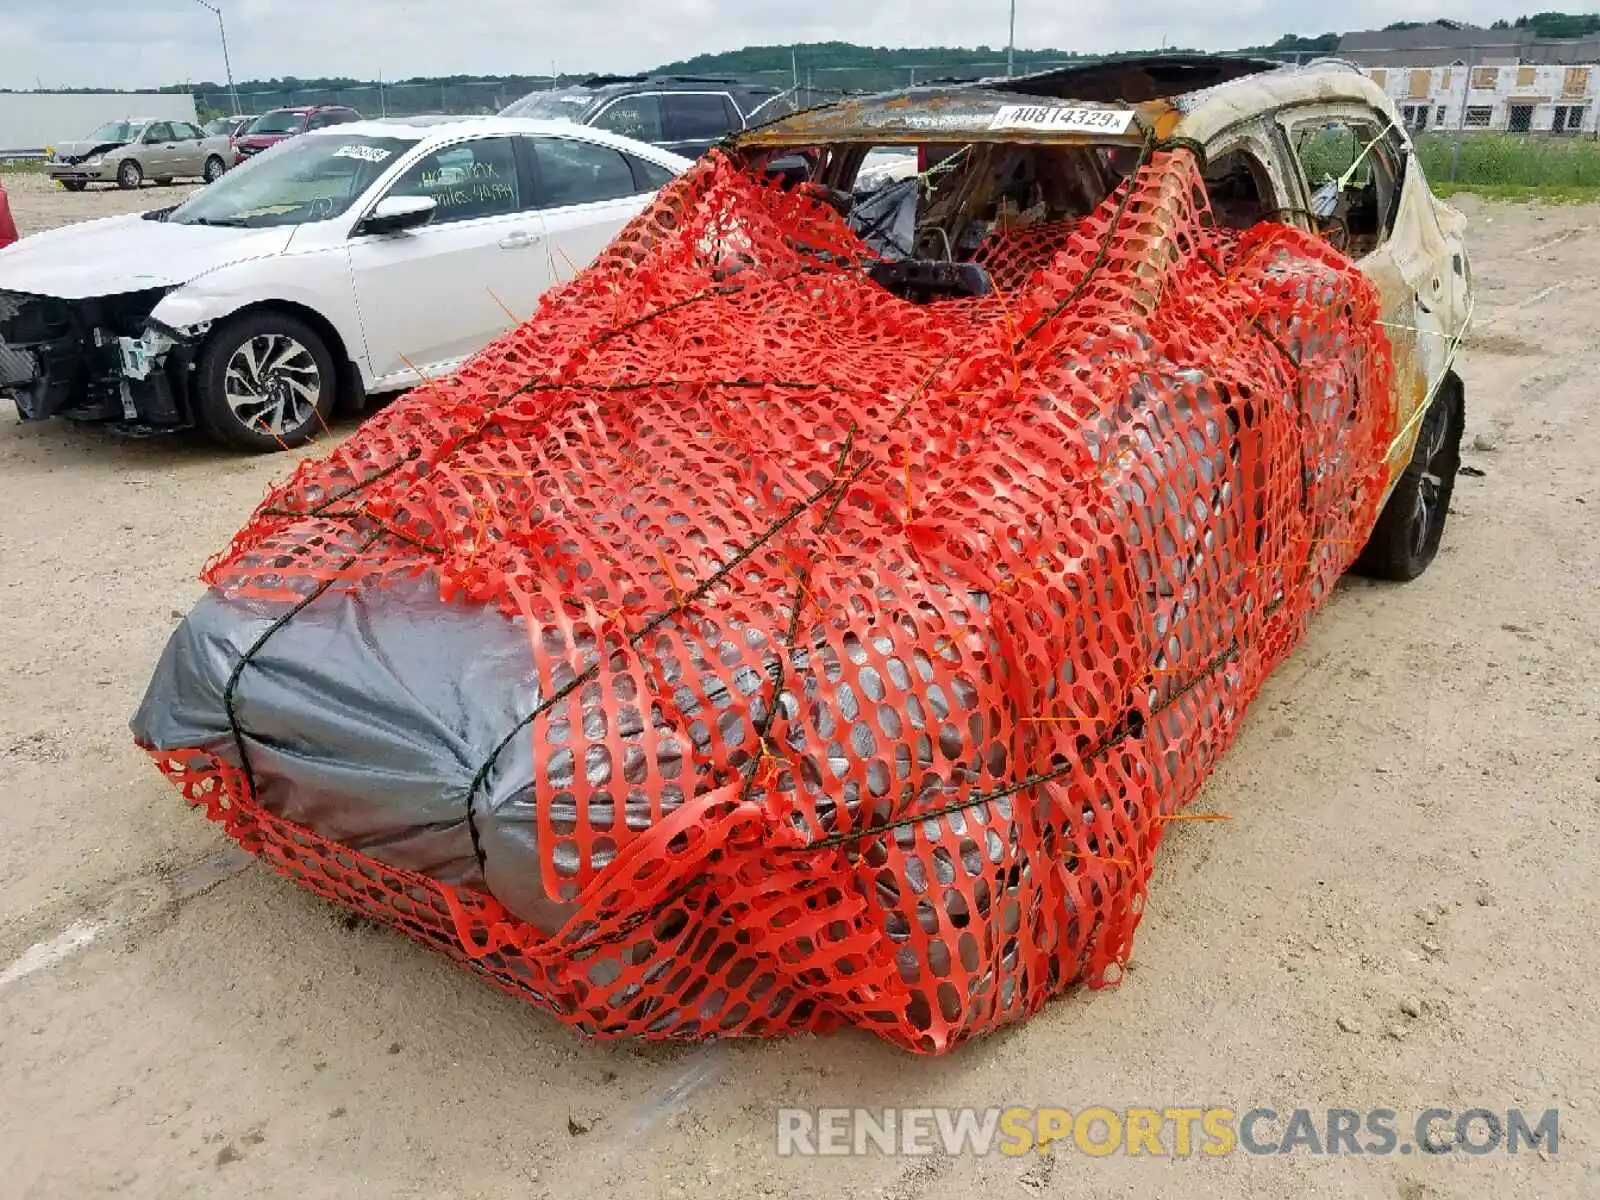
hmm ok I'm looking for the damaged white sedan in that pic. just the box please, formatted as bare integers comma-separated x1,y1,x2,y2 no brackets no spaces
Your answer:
0,116,688,451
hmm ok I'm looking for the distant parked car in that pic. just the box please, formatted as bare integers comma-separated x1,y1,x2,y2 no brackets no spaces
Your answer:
0,180,16,249
231,106,363,163
0,116,689,450
46,118,233,190
500,75,793,158
202,114,258,140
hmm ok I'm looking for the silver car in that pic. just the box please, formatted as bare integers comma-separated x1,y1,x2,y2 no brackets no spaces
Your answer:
46,118,233,191
202,114,259,140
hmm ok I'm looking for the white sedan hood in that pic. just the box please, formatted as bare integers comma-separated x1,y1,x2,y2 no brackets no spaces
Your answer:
0,213,295,300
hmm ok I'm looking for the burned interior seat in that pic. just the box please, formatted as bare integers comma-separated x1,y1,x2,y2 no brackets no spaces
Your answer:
1203,151,1273,230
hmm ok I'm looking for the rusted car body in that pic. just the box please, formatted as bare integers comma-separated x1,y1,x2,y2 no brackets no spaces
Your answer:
737,56,1471,511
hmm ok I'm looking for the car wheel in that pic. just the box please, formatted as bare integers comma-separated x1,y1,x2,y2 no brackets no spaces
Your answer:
203,155,227,183
117,159,144,190
60,180,87,192
196,312,337,453
1352,375,1464,582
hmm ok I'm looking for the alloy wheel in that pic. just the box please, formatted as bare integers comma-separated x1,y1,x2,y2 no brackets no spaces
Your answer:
1408,395,1453,558
223,333,322,438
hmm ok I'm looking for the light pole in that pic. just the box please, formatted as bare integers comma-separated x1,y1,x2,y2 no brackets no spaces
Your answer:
194,0,241,116
1006,0,1016,76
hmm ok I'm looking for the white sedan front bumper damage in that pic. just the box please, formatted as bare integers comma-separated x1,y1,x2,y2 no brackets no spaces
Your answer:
0,288,199,429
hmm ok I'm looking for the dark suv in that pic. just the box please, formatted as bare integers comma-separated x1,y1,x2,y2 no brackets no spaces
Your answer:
499,75,792,158
231,105,363,162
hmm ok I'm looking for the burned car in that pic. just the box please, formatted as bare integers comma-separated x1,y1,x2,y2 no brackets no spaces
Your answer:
134,57,1470,1053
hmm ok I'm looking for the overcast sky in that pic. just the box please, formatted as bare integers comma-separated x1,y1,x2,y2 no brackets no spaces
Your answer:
0,1,1525,91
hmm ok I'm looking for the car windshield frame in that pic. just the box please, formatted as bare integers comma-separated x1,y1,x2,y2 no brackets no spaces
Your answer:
86,121,141,144
164,133,420,230
498,91,596,122
248,110,309,135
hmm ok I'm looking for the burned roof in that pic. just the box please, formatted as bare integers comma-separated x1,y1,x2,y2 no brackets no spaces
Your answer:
999,53,1284,103
736,54,1288,148
737,88,1159,148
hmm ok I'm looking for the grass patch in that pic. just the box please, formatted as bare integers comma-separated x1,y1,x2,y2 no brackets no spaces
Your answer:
1296,129,1600,203
1413,132,1600,190
0,159,46,175
1431,180,1600,203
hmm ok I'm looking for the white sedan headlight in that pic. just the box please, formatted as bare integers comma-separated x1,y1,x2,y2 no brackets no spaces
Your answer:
84,156,103,166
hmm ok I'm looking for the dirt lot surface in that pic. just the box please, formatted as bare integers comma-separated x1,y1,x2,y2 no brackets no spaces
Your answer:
2,169,201,230
1,178,1596,1199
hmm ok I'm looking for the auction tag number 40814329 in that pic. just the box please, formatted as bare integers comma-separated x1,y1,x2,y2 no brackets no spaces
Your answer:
988,105,1136,135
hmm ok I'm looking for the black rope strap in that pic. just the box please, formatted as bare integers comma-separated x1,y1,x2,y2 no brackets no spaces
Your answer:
787,640,1240,853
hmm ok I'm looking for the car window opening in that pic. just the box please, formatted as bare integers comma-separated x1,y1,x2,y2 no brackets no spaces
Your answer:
756,142,1140,304
1292,121,1403,258
743,139,1300,305
1202,150,1276,231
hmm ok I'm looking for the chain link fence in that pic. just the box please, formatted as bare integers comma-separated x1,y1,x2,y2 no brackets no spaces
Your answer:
192,53,1318,122
195,80,544,119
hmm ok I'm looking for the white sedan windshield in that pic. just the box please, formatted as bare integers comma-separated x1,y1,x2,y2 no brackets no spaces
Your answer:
166,135,418,229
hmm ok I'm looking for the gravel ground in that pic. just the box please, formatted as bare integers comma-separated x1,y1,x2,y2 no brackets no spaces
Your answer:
3,168,202,231
0,179,1596,1199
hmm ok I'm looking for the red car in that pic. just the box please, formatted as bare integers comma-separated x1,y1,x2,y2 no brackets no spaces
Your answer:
0,179,17,249
230,105,362,163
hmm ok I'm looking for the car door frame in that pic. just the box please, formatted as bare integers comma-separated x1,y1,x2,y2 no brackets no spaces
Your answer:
1197,114,1303,224
517,131,670,277
139,121,177,177
589,89,741,156
343,130,548,389
588,91,668,146
169,121,206,176
1271,99,1469,492
658,91,744,157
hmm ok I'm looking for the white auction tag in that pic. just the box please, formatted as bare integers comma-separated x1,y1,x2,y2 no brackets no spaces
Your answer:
988,104,1136,135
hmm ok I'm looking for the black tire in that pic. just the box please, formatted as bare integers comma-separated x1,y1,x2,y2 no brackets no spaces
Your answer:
60,179,88,193
203,155,227,183
117,159,143,190
1353,375,1465,581
195,311,338,453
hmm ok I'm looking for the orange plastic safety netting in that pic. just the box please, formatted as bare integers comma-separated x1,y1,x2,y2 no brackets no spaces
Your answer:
146,148,1394,1053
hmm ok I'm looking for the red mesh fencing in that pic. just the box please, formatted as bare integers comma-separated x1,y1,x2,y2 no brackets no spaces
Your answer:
148,147,1394,1053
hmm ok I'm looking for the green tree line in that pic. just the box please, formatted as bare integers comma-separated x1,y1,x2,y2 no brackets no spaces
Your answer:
7,13,1598,101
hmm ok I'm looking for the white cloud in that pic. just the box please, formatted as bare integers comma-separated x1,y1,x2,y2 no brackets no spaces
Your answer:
0,0,1525,92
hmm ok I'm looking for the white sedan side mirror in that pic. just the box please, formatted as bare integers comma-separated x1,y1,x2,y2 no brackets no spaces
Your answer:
359,195,437,235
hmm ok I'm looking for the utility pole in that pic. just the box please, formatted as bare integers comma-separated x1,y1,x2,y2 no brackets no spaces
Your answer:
1007,0,1017,76
1452,45,1475,182
193,0,240,115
